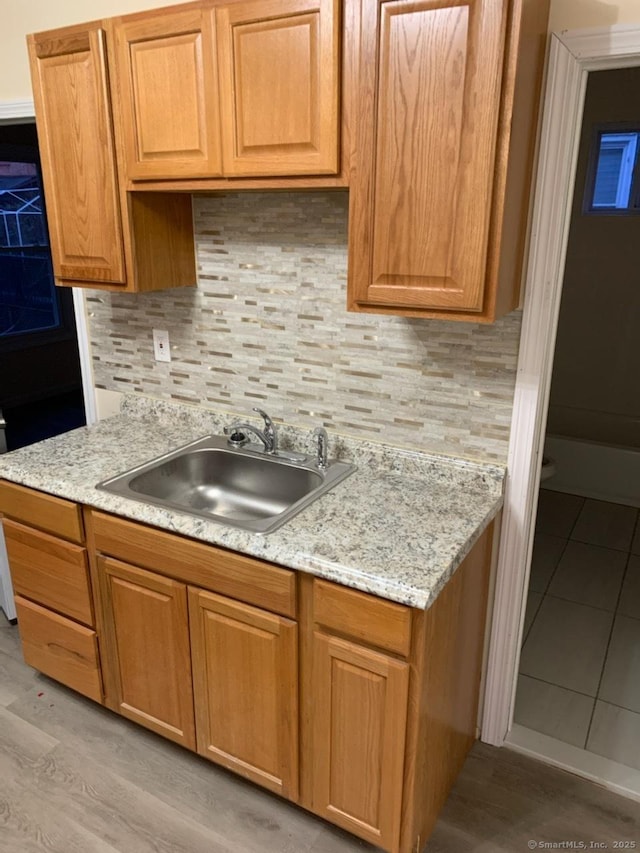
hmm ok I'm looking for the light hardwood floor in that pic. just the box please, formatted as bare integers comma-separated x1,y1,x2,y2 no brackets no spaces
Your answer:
1,616,639,852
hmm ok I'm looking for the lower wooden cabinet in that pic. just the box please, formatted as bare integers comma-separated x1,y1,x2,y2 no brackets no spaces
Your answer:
99,556,196,749
15,596,102,702
311,632,409,849
96,547,299,801
4,519,93,626
189,587,299,799
2,486,495,853
0,485,104,704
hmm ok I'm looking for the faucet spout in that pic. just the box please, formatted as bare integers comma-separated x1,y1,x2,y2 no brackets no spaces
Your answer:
252,408,277,454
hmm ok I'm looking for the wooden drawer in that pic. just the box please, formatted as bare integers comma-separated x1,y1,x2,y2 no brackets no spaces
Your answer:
15,596,102,703
4,519,93,626
90,511,296,618
0,481,84,543
313,579,412,658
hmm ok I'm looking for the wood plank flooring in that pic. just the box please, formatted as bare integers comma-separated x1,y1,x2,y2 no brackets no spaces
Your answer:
1,617,640,852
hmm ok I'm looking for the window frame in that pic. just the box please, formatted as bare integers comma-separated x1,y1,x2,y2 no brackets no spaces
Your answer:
583,121,640,215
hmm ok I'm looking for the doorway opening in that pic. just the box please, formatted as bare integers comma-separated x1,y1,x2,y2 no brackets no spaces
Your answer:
478,26,640,801
514,65,640,779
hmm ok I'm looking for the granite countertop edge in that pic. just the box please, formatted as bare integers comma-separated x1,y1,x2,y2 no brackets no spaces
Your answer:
0,400,506,610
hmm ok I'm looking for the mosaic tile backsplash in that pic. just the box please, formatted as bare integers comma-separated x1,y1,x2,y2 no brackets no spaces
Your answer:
87,191,522,463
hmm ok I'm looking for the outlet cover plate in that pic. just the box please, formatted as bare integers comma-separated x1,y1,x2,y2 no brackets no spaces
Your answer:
153,329,171,362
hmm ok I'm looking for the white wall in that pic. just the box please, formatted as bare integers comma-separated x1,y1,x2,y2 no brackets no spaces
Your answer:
1,0,190,101
549,0,640,31
5,0,640,101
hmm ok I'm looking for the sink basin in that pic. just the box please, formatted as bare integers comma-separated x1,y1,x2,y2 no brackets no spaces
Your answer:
96,435,355,534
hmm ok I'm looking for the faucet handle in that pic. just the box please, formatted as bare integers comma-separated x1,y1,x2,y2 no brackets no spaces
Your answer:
312,426,329,469
252,407,273,430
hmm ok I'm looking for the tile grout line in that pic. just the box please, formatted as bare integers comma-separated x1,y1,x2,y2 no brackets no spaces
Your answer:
543,589,626,617
521,525,568,648
569,497,639,553
584,544,634,752
521,488,575,655
566,494,586,542
519,671,597,701
629,509,640,558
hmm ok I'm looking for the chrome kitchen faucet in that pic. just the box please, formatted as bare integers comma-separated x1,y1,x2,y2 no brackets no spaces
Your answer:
224,407,278,454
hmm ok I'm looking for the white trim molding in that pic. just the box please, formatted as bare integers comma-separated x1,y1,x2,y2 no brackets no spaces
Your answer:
481,26,640,747
72,290,98,426
0,99,34,121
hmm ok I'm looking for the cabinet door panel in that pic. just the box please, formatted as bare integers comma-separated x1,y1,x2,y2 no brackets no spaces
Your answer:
114,9,222,179
312,633,409,850
216,0,339,176
28,29,125,284
100,556,195,749
349,0,508,312
189,587,298,800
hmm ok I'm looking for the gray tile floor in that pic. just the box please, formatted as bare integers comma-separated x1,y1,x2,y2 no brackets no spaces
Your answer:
516,489,640,764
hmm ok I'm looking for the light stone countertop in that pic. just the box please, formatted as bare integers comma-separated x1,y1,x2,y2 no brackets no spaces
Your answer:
0,397,505,610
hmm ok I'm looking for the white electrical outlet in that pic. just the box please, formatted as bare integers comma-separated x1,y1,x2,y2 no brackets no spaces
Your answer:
153,329,171,362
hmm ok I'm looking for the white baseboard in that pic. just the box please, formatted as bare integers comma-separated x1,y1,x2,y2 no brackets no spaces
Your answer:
507,724,640,804
543,435,640,507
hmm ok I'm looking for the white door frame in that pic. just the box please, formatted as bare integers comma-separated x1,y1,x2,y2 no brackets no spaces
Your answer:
481,25,640,747
0,99,96,426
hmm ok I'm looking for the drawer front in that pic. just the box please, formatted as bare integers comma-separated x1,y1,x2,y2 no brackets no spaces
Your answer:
15,596,102,703
4,519,93,626
90,511,296,618
313,579,412,658
0,481,84,543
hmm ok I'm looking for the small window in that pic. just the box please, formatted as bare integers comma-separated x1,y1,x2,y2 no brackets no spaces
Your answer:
0,151,60,337
585,125,640,214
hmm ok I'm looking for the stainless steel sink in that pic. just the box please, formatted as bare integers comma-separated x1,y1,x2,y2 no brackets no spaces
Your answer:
96,434,355,534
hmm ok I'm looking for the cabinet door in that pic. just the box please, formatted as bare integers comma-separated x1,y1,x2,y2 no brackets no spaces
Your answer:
311,633,409,850
28,28,126,284
113,8,222,179
100,556,195,749
189,587,298,800
348,0,508,314
216,0,339,176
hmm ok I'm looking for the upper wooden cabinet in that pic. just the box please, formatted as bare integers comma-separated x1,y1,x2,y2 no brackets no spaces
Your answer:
28,27,126,285
109,0,343,185
216,0,340,177
112,6,223,179
28,22,196,292
348,0,550,322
